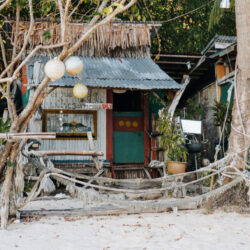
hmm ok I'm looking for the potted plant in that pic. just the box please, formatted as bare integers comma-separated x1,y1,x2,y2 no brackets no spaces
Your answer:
158,112,188,174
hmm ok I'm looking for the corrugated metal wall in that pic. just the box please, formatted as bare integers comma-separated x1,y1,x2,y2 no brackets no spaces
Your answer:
29,88,107,161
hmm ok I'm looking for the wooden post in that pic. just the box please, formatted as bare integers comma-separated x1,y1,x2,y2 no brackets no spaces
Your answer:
87,132,101,170
144,92,150,166
106,89,115,178
151,114,158,161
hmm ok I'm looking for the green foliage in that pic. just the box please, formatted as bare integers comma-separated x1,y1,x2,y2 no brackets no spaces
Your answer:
0,0,236,69
176,98,205,120
149,90,174,107
122,0,236,54
0,118,11,146
24,182,35,194
211,99,232,154
209,0,235,30
159,112,188,162
211,99,232,134
42,30,52,41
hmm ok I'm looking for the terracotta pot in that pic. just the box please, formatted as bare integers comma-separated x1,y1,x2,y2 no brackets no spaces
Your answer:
167,161,186,174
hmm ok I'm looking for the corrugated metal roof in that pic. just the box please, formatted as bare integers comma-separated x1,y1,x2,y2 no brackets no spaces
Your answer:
201,35,237,55
209,42,237,58
26,57,182,90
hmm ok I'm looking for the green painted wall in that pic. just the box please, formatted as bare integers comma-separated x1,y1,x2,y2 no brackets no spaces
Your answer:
220,81,234,104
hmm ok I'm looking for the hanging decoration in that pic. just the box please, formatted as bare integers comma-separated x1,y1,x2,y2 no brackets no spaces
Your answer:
44,58,65,81
65,56,84,75
73,83,88,99
220,0,230,8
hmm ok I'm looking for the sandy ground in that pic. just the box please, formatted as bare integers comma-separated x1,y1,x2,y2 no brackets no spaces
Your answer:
0,209,249,250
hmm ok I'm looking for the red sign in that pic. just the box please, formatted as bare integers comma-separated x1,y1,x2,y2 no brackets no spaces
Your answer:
82,103,113,110
101,103,113,109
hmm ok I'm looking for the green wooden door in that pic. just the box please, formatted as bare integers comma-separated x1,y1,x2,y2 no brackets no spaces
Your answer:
113,112,144,164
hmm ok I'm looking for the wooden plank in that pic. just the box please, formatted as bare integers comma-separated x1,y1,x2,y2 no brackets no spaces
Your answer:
32,150,103,156
0,132,56,140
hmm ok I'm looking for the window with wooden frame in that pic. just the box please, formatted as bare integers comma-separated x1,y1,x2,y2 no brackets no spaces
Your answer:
42,109,97,140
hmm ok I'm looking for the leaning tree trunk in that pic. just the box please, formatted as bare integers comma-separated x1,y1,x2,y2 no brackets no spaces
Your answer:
228,0,250,168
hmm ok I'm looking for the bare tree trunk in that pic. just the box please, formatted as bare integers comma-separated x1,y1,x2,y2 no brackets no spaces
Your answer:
228,0,250,168
0,167,14,229
0,144,19,229
168,75,190,118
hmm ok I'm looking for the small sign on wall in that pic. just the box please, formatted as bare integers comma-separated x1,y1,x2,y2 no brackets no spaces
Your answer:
82,103,113,110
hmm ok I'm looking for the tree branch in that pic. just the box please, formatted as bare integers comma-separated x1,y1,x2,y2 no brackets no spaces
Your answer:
0,33,8,69
168,75,190,118
0,0,11,11
68,0,84,18
10,3,21,74
57,0,65,43
0,0,34,79
0,43,67,84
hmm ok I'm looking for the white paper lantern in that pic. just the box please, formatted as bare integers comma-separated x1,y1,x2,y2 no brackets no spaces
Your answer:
44,58,65,81
65,56,84,75
73,83,88,98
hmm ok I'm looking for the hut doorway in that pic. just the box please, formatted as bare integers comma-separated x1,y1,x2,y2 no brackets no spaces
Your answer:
113,91,145,164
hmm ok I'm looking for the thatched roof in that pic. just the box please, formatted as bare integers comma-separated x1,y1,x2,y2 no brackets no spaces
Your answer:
6,20,153,57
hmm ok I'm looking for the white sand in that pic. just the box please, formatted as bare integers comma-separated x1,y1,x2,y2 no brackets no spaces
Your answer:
0,209,249,250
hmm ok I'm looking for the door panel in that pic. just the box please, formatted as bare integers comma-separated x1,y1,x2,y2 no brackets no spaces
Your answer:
113,112,144,164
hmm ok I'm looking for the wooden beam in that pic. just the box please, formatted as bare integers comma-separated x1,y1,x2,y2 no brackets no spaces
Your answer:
32,150,104,156
159,66,210,71
144,92,150,166
156,61,196,65
0,132,56,140
166,71,204,76
87,132,102,170
171,76,200,80
152,54,202,59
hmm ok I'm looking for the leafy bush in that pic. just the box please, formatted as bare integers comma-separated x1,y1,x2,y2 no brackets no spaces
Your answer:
176,98,205,120
159,112,188,162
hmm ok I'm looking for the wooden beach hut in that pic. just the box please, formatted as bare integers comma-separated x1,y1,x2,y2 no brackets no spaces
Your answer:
9,20,183,178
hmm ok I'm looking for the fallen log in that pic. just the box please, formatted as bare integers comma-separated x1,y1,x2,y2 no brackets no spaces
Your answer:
17,178,242,218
